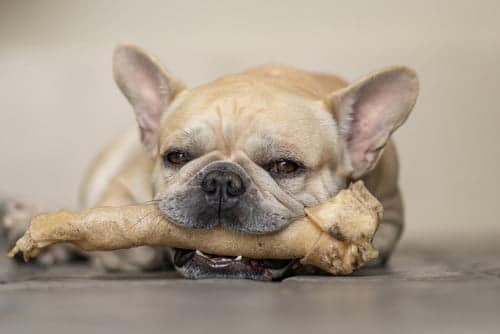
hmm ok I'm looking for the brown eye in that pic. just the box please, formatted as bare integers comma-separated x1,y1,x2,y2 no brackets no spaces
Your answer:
163,150,191,166
267,159,300,176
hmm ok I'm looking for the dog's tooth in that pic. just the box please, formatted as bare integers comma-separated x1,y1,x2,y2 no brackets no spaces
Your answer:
235,256,242,261
195,249,204,256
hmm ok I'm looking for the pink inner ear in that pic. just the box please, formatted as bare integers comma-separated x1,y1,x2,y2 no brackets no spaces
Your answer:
123,56,165,112
126,66,165,147
349,88,393,152
341,69,417,176
114,46,173,148
136,78,163,132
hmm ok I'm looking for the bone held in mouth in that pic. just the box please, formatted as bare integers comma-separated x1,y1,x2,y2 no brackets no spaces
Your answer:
8,181,382,275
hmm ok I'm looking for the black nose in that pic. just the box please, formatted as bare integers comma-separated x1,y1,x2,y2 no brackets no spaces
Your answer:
201,170,246,202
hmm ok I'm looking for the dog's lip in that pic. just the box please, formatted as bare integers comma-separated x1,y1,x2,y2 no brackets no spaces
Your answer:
171,248,296,280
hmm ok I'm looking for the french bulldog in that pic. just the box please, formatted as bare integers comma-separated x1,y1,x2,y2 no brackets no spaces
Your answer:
1,44,418,280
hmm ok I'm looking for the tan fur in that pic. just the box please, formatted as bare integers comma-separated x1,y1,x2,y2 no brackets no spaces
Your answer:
81,63,409,268
0,43,418,275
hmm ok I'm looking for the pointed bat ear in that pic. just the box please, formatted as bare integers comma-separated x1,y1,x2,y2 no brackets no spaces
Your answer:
327,66,419,178
113,44,186,150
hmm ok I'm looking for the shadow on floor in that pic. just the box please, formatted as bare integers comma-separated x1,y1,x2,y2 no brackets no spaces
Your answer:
1,243,499,334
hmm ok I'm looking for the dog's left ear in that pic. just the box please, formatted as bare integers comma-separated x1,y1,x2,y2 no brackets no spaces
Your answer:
327,66,419,178
113,44,186,149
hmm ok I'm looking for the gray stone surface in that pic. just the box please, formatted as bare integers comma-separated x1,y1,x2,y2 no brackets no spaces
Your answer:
1,243,499,334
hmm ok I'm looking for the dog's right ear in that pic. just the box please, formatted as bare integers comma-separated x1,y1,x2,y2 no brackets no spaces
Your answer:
113,44,185,149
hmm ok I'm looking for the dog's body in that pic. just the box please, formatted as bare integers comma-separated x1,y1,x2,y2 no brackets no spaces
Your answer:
2,46,418,280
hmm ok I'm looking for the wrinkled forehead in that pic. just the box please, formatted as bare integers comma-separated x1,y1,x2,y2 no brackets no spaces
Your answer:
158,82,340,165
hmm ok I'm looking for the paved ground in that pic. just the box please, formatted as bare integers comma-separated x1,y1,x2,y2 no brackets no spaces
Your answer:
1,242,499,334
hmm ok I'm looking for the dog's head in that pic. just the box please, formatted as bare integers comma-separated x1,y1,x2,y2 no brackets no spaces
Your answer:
113,45,418,280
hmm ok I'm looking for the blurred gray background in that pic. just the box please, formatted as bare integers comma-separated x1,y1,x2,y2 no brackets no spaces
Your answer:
0,0,498,247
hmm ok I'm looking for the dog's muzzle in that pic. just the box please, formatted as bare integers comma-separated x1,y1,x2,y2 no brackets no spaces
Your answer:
159,160,306,280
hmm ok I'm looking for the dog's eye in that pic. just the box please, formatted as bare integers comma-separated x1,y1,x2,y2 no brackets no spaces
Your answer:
266,159,300,176
163,150,191,166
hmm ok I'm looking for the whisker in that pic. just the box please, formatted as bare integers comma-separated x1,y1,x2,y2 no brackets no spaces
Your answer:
140,199,162,204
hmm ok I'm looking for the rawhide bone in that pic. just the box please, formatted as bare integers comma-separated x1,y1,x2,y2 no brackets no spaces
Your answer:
8,181,382,275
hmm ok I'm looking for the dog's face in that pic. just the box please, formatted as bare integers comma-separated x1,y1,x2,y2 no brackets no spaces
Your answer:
113,45,418,280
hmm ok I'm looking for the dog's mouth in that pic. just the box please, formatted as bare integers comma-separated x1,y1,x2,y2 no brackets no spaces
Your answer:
168,248,298,281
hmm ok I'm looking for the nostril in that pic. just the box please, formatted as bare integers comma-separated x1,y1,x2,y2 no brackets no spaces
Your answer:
227,178,245,196
201,175,218,194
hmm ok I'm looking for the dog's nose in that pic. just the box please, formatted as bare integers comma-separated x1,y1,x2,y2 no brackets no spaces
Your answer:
201,170,246,203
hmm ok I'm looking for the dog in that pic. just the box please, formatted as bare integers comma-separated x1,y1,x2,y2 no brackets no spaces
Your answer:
1,44,418,280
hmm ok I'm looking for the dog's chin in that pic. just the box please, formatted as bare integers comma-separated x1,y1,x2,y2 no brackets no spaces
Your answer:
165,248,298,281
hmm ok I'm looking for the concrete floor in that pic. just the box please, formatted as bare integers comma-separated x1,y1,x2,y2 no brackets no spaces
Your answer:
1,243,499,334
